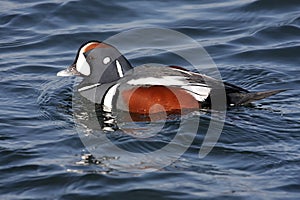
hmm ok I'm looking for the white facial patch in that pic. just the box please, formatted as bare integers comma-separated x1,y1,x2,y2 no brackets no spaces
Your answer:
103,57,111,64
76,51,91,76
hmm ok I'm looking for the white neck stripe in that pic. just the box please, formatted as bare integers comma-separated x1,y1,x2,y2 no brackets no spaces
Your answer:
116,60,124,78
78,83,101,92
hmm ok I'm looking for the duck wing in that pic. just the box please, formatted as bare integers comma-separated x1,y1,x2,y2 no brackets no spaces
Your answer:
123,65,286,107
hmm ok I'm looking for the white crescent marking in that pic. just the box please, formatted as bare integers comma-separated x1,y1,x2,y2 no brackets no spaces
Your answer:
76,53,91,76
103,83,120,112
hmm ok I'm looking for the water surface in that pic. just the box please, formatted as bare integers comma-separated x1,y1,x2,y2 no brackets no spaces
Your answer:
0,0,299,199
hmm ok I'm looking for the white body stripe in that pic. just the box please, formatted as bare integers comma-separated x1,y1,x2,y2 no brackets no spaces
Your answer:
103,84,120,112
116,60,124,77
78,83,101,92
181,86,211,102
127,76,211,102
127,76,186,86
169,67,192,75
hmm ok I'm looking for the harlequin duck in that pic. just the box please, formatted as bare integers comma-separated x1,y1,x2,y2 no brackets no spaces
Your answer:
57,40,285,116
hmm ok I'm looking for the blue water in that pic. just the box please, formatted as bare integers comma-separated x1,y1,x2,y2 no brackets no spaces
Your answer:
1,0,300,199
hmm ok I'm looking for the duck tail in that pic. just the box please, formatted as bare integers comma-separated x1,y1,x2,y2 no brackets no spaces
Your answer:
227,89,287,106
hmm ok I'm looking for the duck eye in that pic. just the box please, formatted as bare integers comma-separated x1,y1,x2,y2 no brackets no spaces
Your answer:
103,57,111,64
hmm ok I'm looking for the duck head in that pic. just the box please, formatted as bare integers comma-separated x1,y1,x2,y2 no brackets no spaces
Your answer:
57,40,133,91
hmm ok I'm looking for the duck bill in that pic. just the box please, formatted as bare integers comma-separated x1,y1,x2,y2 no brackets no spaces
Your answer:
57,64,81,76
